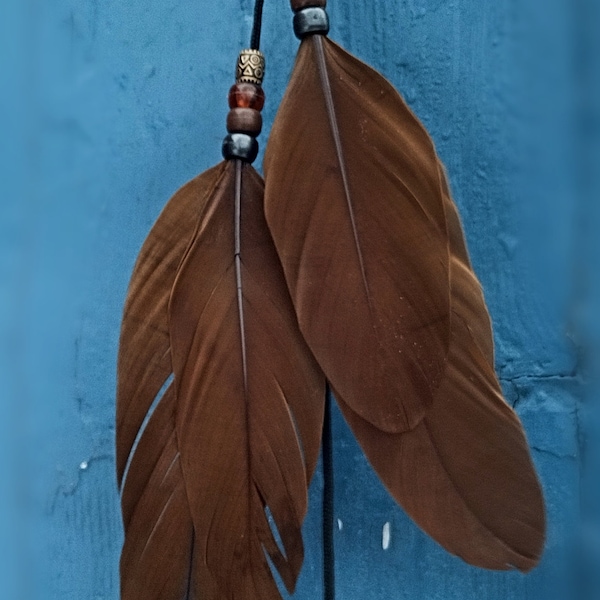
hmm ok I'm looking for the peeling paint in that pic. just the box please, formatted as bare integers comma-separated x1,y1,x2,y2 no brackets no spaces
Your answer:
382,522,391,550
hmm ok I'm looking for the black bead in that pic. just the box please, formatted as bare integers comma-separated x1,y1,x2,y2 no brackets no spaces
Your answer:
293,7,329,39
222,133,259,163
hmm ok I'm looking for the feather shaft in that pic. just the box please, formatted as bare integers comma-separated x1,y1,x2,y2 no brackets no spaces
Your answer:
314,35,370,302
235,159,249,390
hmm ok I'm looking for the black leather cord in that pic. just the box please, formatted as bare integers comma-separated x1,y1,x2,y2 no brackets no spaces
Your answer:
250,0,265,49
322,387,335,600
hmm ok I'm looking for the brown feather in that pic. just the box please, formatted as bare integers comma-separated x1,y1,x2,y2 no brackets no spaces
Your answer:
118,165,229,600
169,160,325,597
116,164,224,486
265,36,450,434
117,161,325,599
120,385,198,600
337,171,545,570
120,384,226,600
263,36,545,570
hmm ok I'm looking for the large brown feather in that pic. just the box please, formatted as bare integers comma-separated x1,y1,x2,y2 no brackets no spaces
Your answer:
116,164,224,486
265,36,449,434
337,170,545,570
264,36,545,570
117,161,325,599
118,164,230,600
169,160,325,598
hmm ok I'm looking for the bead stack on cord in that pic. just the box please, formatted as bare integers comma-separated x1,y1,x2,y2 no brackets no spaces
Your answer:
222,50,266,164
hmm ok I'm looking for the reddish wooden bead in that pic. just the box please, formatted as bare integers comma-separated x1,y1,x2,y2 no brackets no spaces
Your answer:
291,0,326,11
228,83,265,111
226,108,263,136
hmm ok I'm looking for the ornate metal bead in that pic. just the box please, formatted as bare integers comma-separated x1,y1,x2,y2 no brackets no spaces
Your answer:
226,108,263,136
291,0,326,11
236,49,266,86
222,133,259,163
293,7,329,38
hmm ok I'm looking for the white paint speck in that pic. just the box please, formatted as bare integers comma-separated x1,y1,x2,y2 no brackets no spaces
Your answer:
79,461,88,470
337,519,343,531
382,522,391,550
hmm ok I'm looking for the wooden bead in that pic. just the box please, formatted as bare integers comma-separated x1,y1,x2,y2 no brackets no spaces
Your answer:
227,108,262,136
228,83,265,111
291,0,326,11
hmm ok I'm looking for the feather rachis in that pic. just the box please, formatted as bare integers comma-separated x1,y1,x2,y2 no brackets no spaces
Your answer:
313,36,371,305
234,160,249,391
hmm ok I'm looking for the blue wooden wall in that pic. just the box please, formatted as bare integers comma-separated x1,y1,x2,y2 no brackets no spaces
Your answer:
2,0,598,598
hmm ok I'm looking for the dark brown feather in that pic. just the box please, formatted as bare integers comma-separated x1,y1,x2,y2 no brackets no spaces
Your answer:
117,161,325,599
263,36,545,570
120,385,196,599
118,164,229,600
337,170,545,570
116,164,224,486
169,160,325,598
120,384,226,600
265,36,450,434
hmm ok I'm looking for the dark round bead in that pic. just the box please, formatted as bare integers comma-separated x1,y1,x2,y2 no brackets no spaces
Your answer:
291,0,326,12
227,108,262,136
228,83,265,111
222,133,259,163
293,7,329,38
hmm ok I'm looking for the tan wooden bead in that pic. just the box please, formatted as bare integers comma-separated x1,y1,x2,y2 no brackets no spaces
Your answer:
226,108,263,136
291,0,326,12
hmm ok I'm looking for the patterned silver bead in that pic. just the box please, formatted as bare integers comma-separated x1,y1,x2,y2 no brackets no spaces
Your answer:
236,49,266,86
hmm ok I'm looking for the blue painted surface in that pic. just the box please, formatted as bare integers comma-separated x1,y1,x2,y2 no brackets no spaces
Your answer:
1,0,597,599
